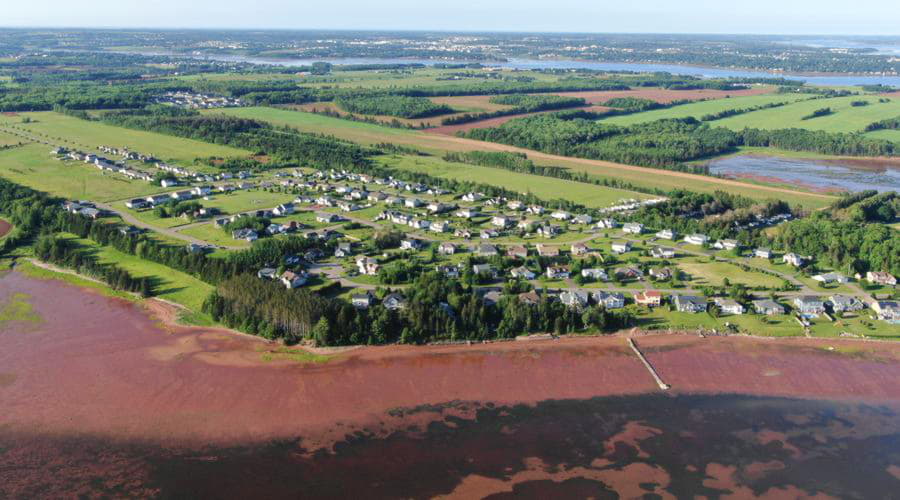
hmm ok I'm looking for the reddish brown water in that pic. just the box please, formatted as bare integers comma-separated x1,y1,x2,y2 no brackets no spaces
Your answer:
2,269,900,498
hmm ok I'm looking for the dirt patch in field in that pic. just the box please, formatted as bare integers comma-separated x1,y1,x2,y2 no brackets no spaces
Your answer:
1,112,19,117
0,219,11,239
714,172,844,194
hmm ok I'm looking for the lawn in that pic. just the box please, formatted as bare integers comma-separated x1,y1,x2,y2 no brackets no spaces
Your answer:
0,111,250,164
377,154,649,209
864,129,900,144
60,233,214,312
178,223,251,249
599,93,811,126
635,305,805,337
713,95,900,134
121,189,296,229
678,260,785,289
809,315,900,339
0,144,168,202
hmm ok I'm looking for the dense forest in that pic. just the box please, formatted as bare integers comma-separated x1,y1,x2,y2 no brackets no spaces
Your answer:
465,113,898,169
334,95,454,119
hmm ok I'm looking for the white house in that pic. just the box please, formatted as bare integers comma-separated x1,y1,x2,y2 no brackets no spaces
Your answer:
611,241,632,254
622,222,644,234
684,234,709,246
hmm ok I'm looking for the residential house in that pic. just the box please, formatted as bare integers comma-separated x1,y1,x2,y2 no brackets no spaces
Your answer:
623,222,644,234
581,268,608,281
280,270,308,289
546,265,570,279
334,242,353,258
872,301,900,322
160,178,179,188
812,272,849,284
550,210,571,221
828,295,864,313
436,265,460,279
427,202,454,214
510,266,536,280
477,244,499,257
438,242,457,255
455,207,479,219
754,248,773,259
491,215,513,228
382,293,408,311
684,234,709,246
472,263,497,278
518,290,541,306
409,219,430,230
404,198,423,208
753,299,785,316
482,291,502,307
655,229,676,240
356,256,380,276
400,239,425,251
593,291,625,310
273,203,295,216
649,267,673,281
714,239,740,251
867,271,897,286
192,185,212,197
462,192,484,202
507,200,525,211
674,295,707,313
611,241,632,254
338,201,360,212
635,290,663,307
713,298,745,315
537,225,561,238
793,296,826,317
573,214,593,225
614,267,643,281
351,292,376,309
316,212,340,223
507,245,528,259
125,197,151,209
430,220,451,233
232,228,258,242
783,253,805,267
560,290,589,310
536,244,560,257
651,247,675,259
594,219,616,230
570,243,589,256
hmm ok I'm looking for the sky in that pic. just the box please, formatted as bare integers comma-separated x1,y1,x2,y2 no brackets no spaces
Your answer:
3,0,900,35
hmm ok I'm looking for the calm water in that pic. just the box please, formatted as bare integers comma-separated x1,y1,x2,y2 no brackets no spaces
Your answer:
4,394,897,498
709,155,900,193
128,50,900,87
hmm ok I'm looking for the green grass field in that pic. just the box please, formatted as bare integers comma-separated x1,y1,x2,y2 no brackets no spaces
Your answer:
712,95,900,134
678,260,785,289
178,223,251,248
377,154,649,208
0,130,28,147
0,144,170,202
864,129,900,143
0,112,250,164
599,93,812,126
60,232,213,312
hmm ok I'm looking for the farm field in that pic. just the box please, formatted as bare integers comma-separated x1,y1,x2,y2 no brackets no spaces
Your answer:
376,154,650,208
552,86,774,105
713,95,900,133
0,144,168,201
864,129,900,143
0,112,250,164
59,232,213,312
211,107,836,208
0,130,27,147
598,93,812,126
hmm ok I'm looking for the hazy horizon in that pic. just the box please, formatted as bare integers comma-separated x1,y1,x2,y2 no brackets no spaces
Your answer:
3,0,900,36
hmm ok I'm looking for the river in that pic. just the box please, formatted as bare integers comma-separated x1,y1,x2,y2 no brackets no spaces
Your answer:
2,269,900,497
708,155,900,193
125,50,900,87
